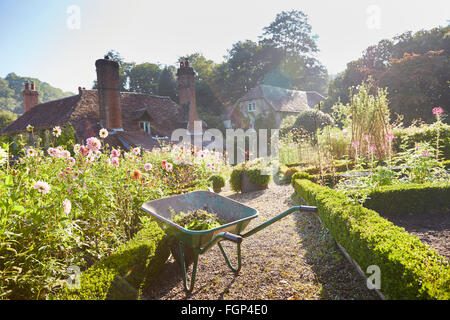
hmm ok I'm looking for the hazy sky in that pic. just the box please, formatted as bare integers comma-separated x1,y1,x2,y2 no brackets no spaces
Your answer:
0,0,448,93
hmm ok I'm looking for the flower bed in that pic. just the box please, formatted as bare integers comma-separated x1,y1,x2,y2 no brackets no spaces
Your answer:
292,178,450,300
0,131,226,299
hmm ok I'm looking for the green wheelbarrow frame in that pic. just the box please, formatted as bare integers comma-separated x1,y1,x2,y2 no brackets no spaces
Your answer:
141,190,317,292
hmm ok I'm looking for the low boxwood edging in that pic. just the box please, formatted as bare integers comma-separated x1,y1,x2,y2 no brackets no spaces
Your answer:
364,183,450,216
51,220,170,300
292,178,450,300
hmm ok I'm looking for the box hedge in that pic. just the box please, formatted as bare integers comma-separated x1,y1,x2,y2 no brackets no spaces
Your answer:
364,183,450,216
292,178,450,300
52,220,170,300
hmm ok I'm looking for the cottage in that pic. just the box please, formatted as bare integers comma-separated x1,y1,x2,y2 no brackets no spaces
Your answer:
227,84,325,129
1,58,201,150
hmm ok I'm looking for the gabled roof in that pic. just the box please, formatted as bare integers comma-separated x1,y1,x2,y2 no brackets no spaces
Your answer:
238,84,325,113
1,89,187,150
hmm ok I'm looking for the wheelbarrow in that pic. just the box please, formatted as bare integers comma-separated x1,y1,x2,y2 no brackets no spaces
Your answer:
141,190,317,292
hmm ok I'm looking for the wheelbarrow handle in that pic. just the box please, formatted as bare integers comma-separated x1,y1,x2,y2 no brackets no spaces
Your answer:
241,205,317,238
222,232,243,244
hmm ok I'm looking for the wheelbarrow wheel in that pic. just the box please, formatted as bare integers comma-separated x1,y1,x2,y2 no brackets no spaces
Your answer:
169,239,195,267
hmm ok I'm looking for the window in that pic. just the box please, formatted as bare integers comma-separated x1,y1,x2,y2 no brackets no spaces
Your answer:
139,121,151,135
248,102,256,112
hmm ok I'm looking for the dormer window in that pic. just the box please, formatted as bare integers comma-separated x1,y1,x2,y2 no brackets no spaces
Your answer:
139,121,151,135
248,102,256,112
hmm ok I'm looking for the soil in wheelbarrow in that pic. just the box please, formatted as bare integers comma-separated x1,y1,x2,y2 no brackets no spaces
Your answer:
143,183,378,300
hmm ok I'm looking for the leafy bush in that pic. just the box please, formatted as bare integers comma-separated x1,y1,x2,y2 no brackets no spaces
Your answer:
292,178,450,300
52,220,170,300
230,159,272,193
293,109,334,134
208,174,225,192
393,123,450,160
364,183,450,216
291,172,314,185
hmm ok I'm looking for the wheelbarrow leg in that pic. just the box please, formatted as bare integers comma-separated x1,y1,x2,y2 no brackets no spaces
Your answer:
217,241,242,273
178,242,199,292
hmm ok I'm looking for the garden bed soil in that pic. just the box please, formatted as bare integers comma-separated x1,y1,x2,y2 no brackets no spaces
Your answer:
386,212,450,261
144,183,378,300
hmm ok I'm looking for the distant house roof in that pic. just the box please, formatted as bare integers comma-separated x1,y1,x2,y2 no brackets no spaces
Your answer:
1,89,187,150
238,84,325,113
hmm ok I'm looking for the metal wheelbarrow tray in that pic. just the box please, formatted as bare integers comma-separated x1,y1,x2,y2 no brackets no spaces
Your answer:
141,190,317,292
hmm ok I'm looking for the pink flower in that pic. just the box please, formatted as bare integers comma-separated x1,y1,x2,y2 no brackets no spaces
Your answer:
111,149,120,158
111,157,120,167
80,146,90,157
161,160,168,167
363,134,371,142
421,150,431,156
368,145,376,152
432,106,444,116
385,133,394,141
165,163,173,172
144,163,153,171
86,137,101,152
61,150,71,158
67,157,76,165
351,141,360,148
131,147,141,156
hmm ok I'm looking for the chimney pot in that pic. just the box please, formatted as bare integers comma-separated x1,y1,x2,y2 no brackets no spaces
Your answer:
24,82,29,90
78,87,82,94
30,82,35,90
180,61,184,67
185,60,189,67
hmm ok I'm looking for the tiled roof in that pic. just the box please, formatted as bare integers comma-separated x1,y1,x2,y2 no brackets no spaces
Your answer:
238,84,325,113
1,89,187,150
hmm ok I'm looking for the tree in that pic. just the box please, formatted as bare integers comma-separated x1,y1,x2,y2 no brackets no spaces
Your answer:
260,10,318,57
157,66,178,101
128,62,161,94
0,110,18,130
93,50,134,91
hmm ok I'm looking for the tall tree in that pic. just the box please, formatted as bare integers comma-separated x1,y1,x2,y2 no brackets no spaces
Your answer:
128,62,161,94
260,10,318,57
157,66,178,101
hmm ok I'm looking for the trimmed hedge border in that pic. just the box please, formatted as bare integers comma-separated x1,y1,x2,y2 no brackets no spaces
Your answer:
364,183,450,216
292,178,450,300
52,221,170,300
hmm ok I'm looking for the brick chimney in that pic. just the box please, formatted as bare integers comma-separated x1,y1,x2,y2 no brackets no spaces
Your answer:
95,58,123,130
177,59,200,133
22,81,39,113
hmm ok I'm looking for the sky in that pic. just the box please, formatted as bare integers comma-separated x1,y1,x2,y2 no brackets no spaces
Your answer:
0,0,449,93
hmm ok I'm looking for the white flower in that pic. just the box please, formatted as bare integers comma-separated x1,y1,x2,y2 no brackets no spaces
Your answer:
144,163,152,171
34,181,51,194
61,150,71,158
52,126,62,137
99,128,109,139
26,148,36,157
131,147,141,156
165,162,173,172
73,144,81,155
62,199,72,214
0,147,7,165
26,124,34,132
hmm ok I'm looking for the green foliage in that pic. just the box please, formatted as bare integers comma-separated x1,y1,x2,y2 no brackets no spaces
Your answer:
291,172,314,185
128,63,161,95
230,159,272,193
293,109,334,134
157,66,178,101
394,123,450,160
324,26,450,125
0,73,73,115
208,174,225,191
292,179,450,300
0,137,226,299
364,183,450,216
0,110,18,130
52,220,170,300
171,209,224,231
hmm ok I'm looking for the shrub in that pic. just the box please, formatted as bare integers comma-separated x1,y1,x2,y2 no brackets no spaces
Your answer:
291,172,314,185
230,159,272,193
52,220,170,300
292,178,450,299
293,109,334,134
393,123,450,160
208,175,225,192
363,183,450,216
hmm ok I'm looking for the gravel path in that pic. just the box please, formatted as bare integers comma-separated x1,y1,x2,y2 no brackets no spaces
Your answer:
144,183,378,300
